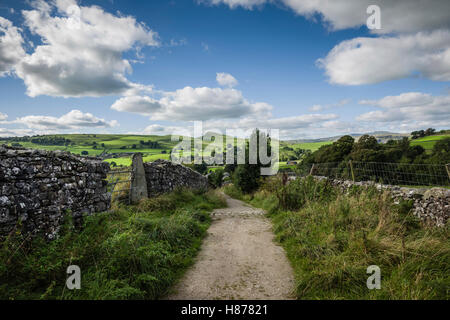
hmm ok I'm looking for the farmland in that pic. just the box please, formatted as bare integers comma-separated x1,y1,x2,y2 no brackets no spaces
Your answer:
410,134,450,152
0,134,331,168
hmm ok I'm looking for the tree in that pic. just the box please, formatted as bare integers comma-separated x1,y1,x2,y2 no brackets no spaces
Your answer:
406,145,425,160
354,135,378,151
411,130,425,139
425,128,436,136
306,135,354,164
81,151,89,155
233,129,272,193
428,137,450,164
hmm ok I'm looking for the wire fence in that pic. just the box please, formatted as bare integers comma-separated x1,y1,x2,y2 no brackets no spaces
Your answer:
310,161,450,187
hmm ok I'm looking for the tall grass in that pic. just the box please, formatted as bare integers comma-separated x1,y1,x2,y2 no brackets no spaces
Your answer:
225,177,449,300
0,189,226,300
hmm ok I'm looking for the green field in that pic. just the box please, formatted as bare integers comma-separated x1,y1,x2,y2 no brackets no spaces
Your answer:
287,141,333,152
410,134,450,151
0,134,334,169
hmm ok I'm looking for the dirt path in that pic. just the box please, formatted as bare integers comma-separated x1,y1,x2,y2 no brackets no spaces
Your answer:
167,194,295,300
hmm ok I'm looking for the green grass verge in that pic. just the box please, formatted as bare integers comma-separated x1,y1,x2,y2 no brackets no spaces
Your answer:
0,189,226,300
224,179,449,300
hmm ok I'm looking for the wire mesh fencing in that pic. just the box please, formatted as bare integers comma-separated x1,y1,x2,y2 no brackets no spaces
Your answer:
310,161,450,187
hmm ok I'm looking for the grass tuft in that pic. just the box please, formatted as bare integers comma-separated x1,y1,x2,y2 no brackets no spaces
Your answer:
225,177,449,300
0,189,225,300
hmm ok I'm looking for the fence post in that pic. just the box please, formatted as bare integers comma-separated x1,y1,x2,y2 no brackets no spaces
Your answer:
309,163,315,176
446,163,450,181
130,153,148,204
349,160,355,182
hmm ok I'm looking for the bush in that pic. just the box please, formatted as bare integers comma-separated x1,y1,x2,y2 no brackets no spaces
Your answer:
239,180,449,300
0,189,225,300
223,184,244,200
208,169,224,188
233,164,261,194
262,175,336,211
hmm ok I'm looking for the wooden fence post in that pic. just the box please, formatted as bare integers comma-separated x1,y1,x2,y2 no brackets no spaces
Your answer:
349,160,355,182
130,153,148,204
446,163,450,181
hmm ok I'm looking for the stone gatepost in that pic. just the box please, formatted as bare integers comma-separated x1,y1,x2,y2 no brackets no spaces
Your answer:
130,153,148,204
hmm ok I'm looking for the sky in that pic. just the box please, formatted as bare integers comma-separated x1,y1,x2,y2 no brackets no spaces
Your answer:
0,0,449,139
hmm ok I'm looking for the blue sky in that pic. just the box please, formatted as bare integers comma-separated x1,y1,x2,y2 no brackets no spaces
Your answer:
0,0,449,139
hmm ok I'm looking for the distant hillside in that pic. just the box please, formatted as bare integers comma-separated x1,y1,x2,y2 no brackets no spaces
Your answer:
285,131,410,144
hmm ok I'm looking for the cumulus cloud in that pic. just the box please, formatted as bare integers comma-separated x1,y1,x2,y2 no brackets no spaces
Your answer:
356,92,450,129
0,128,34,137
318,30,450,85
198,113,339,140
216,72,238,87
111,86,272,121
140,124,192,136
0,17,25,76
130,112,340,140
0,112,8,121
204,0,450,34
15,109,118,130
203,1,450,85
13,0,158,97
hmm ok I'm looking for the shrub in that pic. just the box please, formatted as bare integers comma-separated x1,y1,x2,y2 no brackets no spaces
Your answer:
233,164,260,194
0,188,226,300
239,180,449,300
208,169,224,188
262,175,336,211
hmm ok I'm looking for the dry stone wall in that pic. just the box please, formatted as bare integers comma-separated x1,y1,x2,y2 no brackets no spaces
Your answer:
0,146,110,239
144,159,208,197
314,176,449,227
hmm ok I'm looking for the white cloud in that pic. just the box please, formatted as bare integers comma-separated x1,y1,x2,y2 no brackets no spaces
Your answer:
131,112,341,140
15,109,118,130
141,124,191,136
0,128,34,137
216,72,238,87
14,0,158,97
111,86,272,121
203,1,450,85
169,38,187,47
237,113,338,130
0,112,8,121
309,105,323,112
308,99,350,112
0,17,25,76
203,0,268,10
200,113,339,139
356,92,450,129
201,42,210,52
318,30,450,85
204,0,450,34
